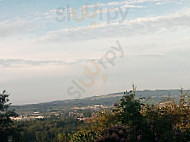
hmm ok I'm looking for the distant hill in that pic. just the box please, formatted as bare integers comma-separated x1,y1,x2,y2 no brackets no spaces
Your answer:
12,89,186,115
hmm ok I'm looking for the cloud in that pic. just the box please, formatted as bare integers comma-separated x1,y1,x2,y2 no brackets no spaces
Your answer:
0,57,100,67
0,0,181,38
0,59,72,67
0,19,43,37
88,0,177,7
44,0,184,24
44,2,140,20
36,8,190,42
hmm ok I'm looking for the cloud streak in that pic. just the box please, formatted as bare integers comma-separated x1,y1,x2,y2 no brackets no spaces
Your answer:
0,19,43,37
37,8,190,42
0,59,74,67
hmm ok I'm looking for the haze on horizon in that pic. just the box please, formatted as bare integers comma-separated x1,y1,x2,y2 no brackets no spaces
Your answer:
0,0,190,105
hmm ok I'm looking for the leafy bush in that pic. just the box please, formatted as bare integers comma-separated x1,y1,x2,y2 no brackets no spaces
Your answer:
70,130,99,142
0,90,18,142
94,86,190,142
96,126,130,142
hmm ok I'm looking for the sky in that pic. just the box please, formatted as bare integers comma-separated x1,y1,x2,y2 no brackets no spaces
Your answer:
0,0,190,105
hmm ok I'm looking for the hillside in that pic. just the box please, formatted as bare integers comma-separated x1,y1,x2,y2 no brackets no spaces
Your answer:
11,89,184,115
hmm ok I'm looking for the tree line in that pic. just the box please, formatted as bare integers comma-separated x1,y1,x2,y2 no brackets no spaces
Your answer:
1,86,190,142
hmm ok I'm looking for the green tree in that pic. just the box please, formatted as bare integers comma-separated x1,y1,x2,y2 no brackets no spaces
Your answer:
0,90,18,142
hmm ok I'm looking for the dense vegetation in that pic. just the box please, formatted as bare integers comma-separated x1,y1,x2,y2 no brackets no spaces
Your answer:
0,91,18,141
1,86,190,142
16,117,83,142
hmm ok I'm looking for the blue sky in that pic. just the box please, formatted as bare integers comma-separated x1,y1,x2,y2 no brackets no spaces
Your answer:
0,0,190,104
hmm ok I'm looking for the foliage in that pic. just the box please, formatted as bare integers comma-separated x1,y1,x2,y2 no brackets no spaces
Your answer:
5,87,190,142
94,87,190,142
0,90,18,142
17,117,83,142
70,130,99,142
96,126,130,142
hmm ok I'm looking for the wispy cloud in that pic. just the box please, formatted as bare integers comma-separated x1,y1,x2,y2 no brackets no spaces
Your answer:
0,0,184,38
36,8,190,42
0,58,99,68
0,19,43,37
0,59,65,67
